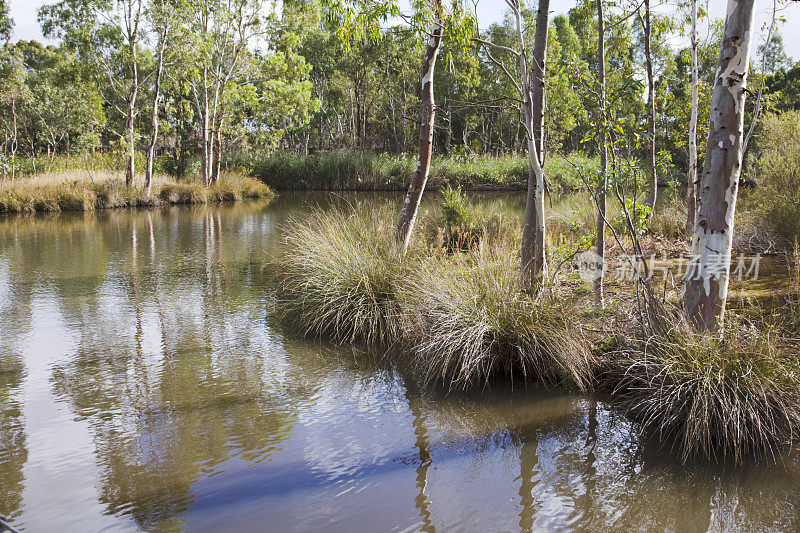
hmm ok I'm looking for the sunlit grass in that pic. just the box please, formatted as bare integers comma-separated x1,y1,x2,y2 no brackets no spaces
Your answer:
273,203,594,390
0,171,273,213
404,241,595,390
603,314,800,463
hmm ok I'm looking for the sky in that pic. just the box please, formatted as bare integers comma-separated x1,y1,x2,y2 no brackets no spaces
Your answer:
8,0,800,61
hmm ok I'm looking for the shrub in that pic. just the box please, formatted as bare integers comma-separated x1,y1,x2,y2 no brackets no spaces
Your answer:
603,315,800,463
748,111,800,247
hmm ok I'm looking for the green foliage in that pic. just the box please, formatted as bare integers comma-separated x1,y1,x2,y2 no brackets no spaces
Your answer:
613,197,651,236
748,111,800,246
439,186,474,229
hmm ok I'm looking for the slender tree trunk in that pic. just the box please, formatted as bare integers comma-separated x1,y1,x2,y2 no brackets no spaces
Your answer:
395,2,444,253
10,95,17,183
125,84,138,187
683,0,757,331
685,0,699,237
743,0,777,155
531,0,549,167
644,0,657,214
146,24,168,197
211,124,222,184
201,66,211,186
594,0,608,306
125,39,139,187
520,0,549,288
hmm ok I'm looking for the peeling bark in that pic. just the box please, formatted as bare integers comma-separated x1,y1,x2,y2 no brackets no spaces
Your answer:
684,0,757,331
395,1,444,253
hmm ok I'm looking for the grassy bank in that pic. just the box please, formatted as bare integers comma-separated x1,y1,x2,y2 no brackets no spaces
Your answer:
271,200,800,463
600,316,800,463
272,202,595,391
240,151,599,191
0,171,274,214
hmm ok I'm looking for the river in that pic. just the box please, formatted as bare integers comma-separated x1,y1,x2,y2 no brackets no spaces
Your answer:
0,193,798,532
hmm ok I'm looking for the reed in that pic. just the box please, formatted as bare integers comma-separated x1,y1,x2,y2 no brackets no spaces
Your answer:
243,151,599,191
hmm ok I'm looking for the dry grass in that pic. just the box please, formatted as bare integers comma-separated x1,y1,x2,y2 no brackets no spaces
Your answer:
404,242,595,390
273,203,407,344
0,171,273,214
602,314,800,463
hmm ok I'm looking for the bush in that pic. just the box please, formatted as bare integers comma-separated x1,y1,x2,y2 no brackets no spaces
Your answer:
273,204,406,344
603,314,800,463
404,246,595,390
748,111,800,247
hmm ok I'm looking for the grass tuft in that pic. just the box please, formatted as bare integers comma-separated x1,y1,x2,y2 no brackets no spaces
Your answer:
404,244,594,390
273,204,406,344
603,315,800,463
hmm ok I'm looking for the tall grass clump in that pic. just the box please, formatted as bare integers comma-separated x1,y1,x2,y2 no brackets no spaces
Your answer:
403,244,595,390
273,205,406,344
747,111,800,247
603,315,800,463
0,172,273,214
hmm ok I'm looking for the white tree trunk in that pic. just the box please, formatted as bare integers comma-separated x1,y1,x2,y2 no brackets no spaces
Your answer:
395,2,444,253
684,0,757,330
685,0,699,237
516,0,548,287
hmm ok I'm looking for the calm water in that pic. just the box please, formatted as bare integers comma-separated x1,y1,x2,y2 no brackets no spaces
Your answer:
1,193,799,532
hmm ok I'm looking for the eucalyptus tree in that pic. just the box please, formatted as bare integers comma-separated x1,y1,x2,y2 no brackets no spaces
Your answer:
0,47,26,181
40,0,146,186
395,0,446,252
473,0,550,287
683,0,757,330
184,0,266,185
144,0,182,196
0,0,12,44
685,0,699,237
641,0,657,214
594,0,607,306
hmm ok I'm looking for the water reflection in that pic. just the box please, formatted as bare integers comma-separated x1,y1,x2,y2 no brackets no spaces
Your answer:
0,194,799,532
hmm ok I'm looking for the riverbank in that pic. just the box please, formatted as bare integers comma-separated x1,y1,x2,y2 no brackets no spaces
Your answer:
238,151,600,191
271,202,800,464
0,171,274,214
